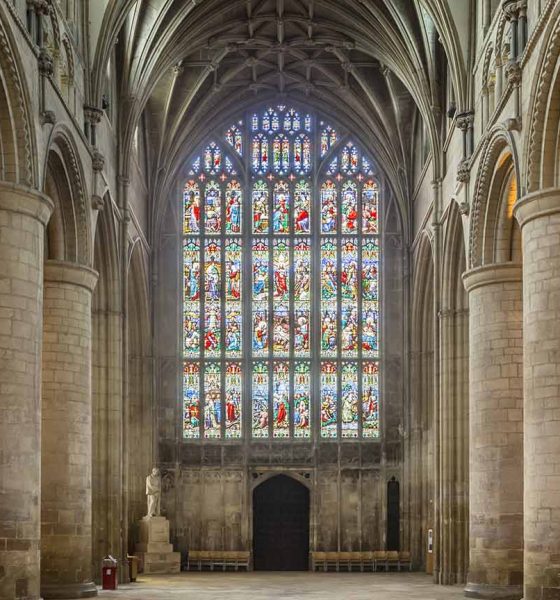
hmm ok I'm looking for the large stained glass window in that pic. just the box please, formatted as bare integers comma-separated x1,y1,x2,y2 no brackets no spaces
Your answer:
182,107,380,440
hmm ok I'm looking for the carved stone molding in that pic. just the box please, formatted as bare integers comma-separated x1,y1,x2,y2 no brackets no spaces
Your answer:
456,110,475,132
92,150,105,173
84,105,103,124
457,158,471,183
505,60,522,85
38,47,54,77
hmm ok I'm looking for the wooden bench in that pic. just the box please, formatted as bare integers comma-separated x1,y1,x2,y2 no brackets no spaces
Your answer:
187,550,250,571
311,550,412,572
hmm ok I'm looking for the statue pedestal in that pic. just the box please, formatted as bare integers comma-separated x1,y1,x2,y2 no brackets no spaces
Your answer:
135,517,180,574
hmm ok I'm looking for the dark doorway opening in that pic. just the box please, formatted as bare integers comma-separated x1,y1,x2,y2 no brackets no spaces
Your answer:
387,477,400,551
253,474,310,571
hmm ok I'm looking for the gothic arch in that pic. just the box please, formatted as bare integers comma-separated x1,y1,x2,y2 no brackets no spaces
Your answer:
43,127,91,265
525,0,560,192
0,6,35,185
250,471,312,491
469,126,520,268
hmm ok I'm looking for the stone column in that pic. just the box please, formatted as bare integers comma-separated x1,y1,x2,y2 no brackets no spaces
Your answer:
463,263,524,600
40,260,98,599
0,182,53,600
514,189,560,600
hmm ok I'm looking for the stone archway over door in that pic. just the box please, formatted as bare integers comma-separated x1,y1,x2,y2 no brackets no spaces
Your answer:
253,475,310,571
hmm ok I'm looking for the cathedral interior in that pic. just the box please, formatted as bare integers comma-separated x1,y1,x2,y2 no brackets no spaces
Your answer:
1,0,560,599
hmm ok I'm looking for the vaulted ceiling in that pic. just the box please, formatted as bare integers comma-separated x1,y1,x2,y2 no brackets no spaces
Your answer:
93,0,468,236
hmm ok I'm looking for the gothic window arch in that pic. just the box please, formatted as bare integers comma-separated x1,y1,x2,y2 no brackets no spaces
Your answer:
182,106,380,441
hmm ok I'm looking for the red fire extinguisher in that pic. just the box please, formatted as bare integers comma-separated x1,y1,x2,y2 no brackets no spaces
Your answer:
102,555,118,590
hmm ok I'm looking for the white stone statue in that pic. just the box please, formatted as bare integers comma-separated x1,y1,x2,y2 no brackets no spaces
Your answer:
145,467,161,518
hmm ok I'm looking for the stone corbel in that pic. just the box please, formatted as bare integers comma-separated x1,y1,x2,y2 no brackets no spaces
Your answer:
92,150,105,173
38,47,54,77
457,157,471,184
91,195,104,211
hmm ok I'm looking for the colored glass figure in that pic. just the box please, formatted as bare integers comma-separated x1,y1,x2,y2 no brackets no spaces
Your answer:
252,362,269,438
294,135,311,174
225,180,242,234
273,182,290,234
273,240,290,302
321,240,337,357
320,125,337,156
294,239,311,356
183,309,200,355
252,113,259,131
183,239,200,302
225,362,242,438
252,134,269,174
362,304,378,355
252,308,269,355
273,362,290,437
204,363,222,438
204,142,222,174
341,363,359,437
362,362,379,437
293,362,311,437
204,182,222,233
183,363,200,438
362,240,379,302
273,304,290,355
226,126,243,155
252,181,269,234
183,181,201,234
341,240,359,301
190,156,201,175
304,114,312,132
225,236,242,355
294,182,310,233
341,306,359,355
272,135,290,175
362,180,379,234
341,182,358,233
183,239,200,356
252,239,269,302
341,144,359,174
321,181,337,233
204,240,221,357
283,108,301,133
321,362,338,437
225,308,242,356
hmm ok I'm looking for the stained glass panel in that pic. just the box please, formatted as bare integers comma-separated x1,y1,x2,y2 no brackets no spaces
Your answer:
341,182,358,233
294,135,311,174
183,239,200,356
362,362,379,437
252,134,269,174
225,362,242,438
273,182,290,234
226,125,243,155
183,363,200,438
272,135,290,174
321,240,338,357
204,182,221,234
294,181,310,234
273,240,290,356
225,180,242,234
252,362,269,438
283,108,301,133
321,361,338,437
225,239,242,358
294,362,311,437
273,362,290,437
341,144,359,174
321,181,337,233
362,180,378,234
294,239,311,356
204,142,222,174
252,240,269,357
341,362,359,437
204,240,221,357
320,124,337,157
183,180,200,234
252,181,269,234
204,363,221,438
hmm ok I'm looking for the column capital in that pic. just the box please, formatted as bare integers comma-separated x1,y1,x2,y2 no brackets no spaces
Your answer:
514,188,560,228
463,262,522,293
0,181,53,225
44,260,99,292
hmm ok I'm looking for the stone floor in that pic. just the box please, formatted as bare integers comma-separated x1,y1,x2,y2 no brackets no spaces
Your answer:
97,572,464,599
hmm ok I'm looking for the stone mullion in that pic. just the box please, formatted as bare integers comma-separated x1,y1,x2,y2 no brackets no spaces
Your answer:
514,190,560,600
0,182,53,600
40,260,98,599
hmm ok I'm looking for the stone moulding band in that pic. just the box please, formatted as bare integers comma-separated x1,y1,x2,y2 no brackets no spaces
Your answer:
464,582,523,600
513,187,560,228
462,262,522,293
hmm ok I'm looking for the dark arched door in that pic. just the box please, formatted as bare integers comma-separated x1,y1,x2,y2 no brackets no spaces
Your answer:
253,475,310,571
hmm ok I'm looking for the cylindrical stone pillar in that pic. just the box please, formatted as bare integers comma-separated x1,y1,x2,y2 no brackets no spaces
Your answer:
0,182,53,600
40,260,98,599
514,189,560,600
463,263,524,600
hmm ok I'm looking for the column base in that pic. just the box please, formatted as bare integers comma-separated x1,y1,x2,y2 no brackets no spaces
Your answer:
41,582,98,599
464,582,522,599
